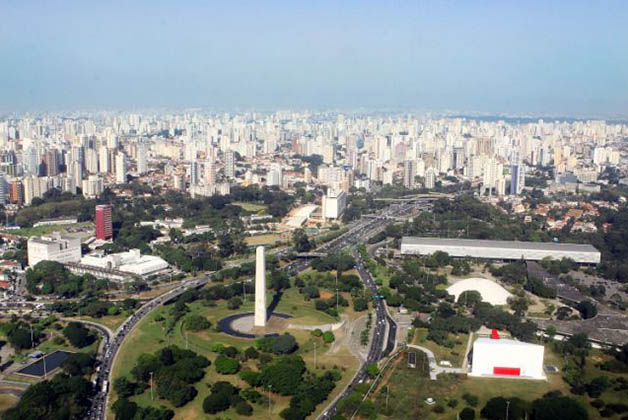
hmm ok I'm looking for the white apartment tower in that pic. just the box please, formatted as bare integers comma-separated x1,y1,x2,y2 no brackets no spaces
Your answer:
115,152,127,184
225,151,235,178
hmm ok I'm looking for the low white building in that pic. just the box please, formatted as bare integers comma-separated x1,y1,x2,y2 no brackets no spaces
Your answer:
471,336,545,380
322,189,347,220
400,237,601,264
80,249,169,277
27,234,82,267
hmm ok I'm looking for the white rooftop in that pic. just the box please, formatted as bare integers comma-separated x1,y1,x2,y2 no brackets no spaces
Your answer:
447,277,512,305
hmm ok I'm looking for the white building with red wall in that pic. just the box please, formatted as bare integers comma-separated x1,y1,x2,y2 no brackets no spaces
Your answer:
470,332,545,380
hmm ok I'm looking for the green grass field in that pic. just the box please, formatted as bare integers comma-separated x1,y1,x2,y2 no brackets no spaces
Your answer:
245,233,284,246
232,202,268,213
413,328,468,367
75,314,126,331
109,287,358,420
2,222,92,237
0,394,19,413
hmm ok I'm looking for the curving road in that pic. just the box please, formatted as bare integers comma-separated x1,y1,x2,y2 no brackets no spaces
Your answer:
87,275,215,420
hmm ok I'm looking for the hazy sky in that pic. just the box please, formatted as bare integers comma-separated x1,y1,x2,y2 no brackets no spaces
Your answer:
1,0,627,116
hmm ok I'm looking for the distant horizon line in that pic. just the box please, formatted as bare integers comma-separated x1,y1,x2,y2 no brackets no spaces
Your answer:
1,107,628,123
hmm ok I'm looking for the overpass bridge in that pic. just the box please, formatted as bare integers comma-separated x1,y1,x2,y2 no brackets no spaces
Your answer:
295,252,328,258
373,193,453,202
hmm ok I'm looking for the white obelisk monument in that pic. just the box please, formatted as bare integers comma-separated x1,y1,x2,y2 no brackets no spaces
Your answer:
254,246,267,327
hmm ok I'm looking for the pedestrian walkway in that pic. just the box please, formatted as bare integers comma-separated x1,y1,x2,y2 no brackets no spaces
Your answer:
406,344,465,380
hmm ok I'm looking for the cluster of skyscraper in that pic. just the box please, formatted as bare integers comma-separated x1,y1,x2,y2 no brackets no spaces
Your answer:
0,114,625,210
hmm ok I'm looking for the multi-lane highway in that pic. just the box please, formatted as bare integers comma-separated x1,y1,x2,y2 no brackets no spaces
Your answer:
87,199,425,420
86,275,214,419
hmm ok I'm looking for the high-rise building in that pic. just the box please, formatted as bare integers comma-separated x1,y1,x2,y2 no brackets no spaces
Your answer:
95,204,113,240
115,152,127,184
510,164,525,195
266,163,283,187
9,179,24,205
403,160,416,188
82,175,104,198
86,148,99,173
425,168,436,189
189,160,199,186
173,173,185,190
321,189,347,220
225,150,235,178
137,144,148,174
44,149,60,176
99,146,110,174
205,161,216,186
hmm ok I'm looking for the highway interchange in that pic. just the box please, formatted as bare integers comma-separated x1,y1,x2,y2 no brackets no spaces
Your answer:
85,200,425,420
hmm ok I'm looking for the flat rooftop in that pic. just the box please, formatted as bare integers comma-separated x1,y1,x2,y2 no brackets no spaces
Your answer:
401,237,600,253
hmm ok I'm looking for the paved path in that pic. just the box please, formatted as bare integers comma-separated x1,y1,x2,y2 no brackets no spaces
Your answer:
406,344,465,380
287,315,345,331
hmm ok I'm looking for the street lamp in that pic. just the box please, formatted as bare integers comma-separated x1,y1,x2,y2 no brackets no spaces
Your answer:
506,400,510,420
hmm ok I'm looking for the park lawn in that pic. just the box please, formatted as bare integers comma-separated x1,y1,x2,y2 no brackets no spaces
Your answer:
2,222,92,237
0,394,19,412
232,201,267,213
372,263,393,288
273,287,339,326
127,358,293,420
110,294,359,420
245,233,283,246
413,328,468,367
36,333,99,355
75,314,126,331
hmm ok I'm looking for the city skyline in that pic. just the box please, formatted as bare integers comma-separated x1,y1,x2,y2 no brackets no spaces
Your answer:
1,1,627,117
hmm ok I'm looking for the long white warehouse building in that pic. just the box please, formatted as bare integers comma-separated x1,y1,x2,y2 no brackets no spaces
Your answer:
400,237,601,264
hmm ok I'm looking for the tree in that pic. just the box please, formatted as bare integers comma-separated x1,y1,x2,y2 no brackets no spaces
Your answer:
353,297,368,311
481,397,527,420
62,352,95,376
457,290,482,307
113,376,136,398
62,322,96,348
302,285,320,300
365,363,379,378
293,229,313,252
218,234,235,257
215,356,240,374
576,300,597,319
185,314,211,331
239,370,261,387
3,374,92,420
112,398,138,420
531,395,588,420
259,355,306,395
244,346,259,359
227,296,243,310
585,376,611,398
270,270,291,291
460,407,475,420
272,334,298,355
203,392,231,414
7,325,38,350
235,401,253,416
322,331,335,344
